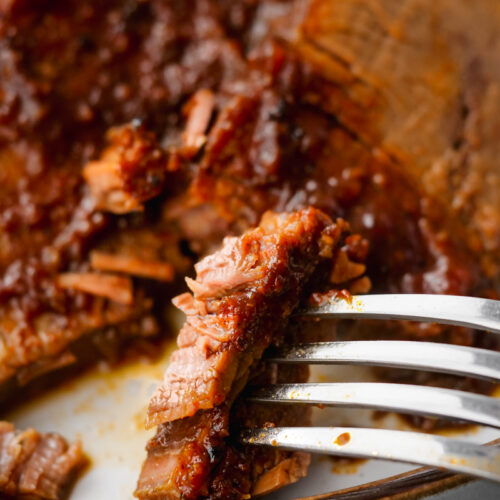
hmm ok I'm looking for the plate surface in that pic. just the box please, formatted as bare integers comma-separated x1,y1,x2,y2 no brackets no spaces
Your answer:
6,344,499,499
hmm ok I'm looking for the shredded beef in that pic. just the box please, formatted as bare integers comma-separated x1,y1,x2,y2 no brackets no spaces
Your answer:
4,0,499,411
83,122,169,214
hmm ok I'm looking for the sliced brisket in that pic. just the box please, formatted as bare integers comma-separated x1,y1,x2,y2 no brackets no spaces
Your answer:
136,208,369,499
0,421,85,500
2,0,500,497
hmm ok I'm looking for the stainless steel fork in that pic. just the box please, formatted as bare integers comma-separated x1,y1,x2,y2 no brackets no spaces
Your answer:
241,294,500,483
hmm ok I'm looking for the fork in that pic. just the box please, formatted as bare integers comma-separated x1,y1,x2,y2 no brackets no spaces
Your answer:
240,294,500,483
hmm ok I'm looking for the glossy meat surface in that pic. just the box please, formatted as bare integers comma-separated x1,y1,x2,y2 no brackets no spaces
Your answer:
137,208,369,499
3,0,499,402
0,0,255,393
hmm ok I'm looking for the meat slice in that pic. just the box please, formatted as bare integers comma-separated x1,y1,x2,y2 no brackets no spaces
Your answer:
146,208,353,427
136,208,370,499
0,279,156,402
0,421,85,500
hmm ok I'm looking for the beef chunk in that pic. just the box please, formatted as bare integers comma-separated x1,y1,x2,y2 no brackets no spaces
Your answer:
83,122,169,214
147,208,362,427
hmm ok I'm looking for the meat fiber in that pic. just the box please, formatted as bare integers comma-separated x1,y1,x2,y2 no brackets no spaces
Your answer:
0,421,85,500
146,208,363,428
5,0,499,412
136,208,369,499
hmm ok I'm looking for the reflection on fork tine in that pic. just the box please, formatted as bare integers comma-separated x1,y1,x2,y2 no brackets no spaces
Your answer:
268,341,500,382
241,427,500,483
298,294,500,334
247,382,500,429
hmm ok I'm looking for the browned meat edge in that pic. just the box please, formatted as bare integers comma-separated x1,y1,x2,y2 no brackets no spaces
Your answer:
0,421,86,500
136,207,369,499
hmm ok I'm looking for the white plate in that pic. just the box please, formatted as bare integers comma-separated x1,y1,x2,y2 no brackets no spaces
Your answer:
6,344,499,499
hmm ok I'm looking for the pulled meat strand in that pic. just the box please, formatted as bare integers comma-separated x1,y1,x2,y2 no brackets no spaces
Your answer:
90,252,174,282
83,123,168,214
56,273,133,305
182,89,216,158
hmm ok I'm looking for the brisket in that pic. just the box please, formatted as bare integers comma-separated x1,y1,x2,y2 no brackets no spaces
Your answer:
0,0,257,399
83,122,169,215
2,0,498,390
293,0,500,285
136,208,369,499
0,421,85,500
1,0,500,497
191,37,483,302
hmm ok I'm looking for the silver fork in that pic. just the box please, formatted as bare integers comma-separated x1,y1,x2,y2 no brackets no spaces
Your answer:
240,294,500,483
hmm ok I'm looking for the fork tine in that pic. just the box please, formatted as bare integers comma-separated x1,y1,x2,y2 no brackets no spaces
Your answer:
248,383,500,429
299,294,500,334
267,341,500,382
240,427,500,483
